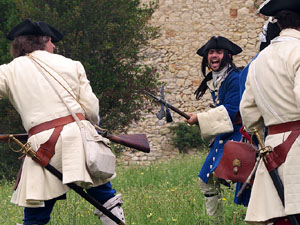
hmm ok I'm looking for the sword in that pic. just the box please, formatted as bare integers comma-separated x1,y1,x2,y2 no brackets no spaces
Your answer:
8,135,125,225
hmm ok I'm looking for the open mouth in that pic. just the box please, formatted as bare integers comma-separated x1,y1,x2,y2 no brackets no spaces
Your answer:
210,59,220,68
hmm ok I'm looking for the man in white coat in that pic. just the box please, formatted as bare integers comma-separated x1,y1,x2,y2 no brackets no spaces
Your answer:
0,19,125,225
240,0,300,224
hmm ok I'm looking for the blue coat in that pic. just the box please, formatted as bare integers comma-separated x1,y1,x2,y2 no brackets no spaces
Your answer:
239,54,258,99
198,69,242,183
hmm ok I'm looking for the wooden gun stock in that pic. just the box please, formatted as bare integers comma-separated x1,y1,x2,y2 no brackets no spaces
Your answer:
0,132,150,153
106,133,150,153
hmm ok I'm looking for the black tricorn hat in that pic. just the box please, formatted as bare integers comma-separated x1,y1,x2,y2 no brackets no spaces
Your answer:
7,19,63,43
196,36,242,56
259,0,300,16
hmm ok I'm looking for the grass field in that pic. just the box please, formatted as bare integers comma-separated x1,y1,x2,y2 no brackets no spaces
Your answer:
0,152,248,225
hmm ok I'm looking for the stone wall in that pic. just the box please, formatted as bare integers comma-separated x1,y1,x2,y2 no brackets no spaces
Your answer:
121,0,267,165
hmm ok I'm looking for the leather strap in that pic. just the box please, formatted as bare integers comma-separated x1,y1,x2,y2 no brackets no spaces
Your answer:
265,129,300,172
29,113,85,136
268,120,300,135
29,113,85,167
14,113,86,189
34,125,63,167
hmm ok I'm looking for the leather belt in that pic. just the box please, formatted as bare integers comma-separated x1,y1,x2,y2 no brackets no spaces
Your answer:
268,120,300,135
265,129,300,172
14,113,86,189
29,113,85,136
29,113,85,167
266,120,300,172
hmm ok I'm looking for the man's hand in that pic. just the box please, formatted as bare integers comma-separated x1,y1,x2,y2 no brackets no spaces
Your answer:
184,113,198,125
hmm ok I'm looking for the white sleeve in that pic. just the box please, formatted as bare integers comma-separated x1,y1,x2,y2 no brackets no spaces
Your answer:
240,71,264,134
76,62,100,125
197,105,233,139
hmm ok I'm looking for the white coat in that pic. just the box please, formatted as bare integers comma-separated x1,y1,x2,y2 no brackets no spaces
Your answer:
0,50,113,207
240,29,300,223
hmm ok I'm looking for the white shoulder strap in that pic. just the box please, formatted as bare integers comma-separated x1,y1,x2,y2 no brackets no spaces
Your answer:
28,54,84,127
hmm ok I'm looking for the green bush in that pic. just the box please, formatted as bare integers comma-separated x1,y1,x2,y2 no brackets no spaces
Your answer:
0,144,22,181
11,0,161,132
0,99,25,181
169,122,208,153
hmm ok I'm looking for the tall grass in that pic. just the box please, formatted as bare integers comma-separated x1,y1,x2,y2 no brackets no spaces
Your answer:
0,152,248,225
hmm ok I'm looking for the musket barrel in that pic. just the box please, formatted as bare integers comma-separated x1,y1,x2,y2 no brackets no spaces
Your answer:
144,91,191,119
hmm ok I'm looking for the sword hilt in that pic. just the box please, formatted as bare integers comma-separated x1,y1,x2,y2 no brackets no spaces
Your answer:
253,128,272,157
8,135,41,162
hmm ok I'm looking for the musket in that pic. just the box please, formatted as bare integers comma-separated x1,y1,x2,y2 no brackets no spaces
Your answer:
0,129,150,153
144,91,191,120
145,89,242,126
7,135,125,225
94,125,150,153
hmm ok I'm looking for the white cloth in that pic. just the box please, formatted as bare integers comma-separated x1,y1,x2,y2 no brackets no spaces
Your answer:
240,29,300,223
197,105,233,139
95,194,126,225
0,50,113,207
199,176,222,217
212,66,229,89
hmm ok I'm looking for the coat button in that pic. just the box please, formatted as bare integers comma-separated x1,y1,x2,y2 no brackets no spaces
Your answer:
219,140,223,144
210,165,213,169
213,157,215,161
216,149,218,153
207,173,210,177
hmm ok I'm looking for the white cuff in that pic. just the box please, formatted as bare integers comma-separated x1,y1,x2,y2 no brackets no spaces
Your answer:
197,105,233,139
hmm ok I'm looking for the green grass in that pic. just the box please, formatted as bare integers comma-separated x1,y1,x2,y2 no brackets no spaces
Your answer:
0,152,248,225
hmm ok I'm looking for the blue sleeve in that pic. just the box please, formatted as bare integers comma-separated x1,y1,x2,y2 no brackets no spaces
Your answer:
239,65,250,99
219,71,241,121
239,54,259,100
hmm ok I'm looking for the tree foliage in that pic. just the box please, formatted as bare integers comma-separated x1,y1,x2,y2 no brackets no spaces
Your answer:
14,0,160,131
0,0,25,181
0,0,160,179
0,0,160,131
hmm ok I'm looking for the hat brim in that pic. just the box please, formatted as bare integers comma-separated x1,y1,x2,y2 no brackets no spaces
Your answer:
259,0,300,16
7,19,63,42
196,36,242,56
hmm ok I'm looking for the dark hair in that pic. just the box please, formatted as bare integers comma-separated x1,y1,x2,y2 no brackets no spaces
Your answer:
10,35,50,58
275,10,300,30
259,22,280,51
194,50,238,100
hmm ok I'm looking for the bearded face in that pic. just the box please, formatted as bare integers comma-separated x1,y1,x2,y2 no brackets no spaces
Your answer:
207,49,225,72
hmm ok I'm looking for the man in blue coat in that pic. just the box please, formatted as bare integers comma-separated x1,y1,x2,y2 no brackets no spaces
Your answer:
185,36,244,222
